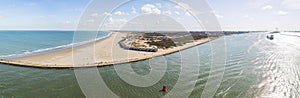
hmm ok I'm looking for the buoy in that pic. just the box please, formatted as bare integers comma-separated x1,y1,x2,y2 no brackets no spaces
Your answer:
162,85,167,92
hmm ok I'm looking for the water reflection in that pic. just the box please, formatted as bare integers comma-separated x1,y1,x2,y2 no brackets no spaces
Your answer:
253,33,300,98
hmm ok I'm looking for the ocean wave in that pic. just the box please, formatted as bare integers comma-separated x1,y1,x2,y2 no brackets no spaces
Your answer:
0,33,112,59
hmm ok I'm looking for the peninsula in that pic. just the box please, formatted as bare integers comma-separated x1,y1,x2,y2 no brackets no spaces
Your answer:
0,31,221,68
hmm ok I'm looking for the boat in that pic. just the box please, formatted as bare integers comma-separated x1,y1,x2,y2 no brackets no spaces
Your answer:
269,35,274,40
267,35,274,40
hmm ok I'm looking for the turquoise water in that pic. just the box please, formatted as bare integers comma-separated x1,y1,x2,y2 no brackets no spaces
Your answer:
0,31,299,97
0,31,109,58
0,31,73,55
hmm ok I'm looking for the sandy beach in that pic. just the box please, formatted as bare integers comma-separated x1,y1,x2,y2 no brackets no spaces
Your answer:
0,32,212,68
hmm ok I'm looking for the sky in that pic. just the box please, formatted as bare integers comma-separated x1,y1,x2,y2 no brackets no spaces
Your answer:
0,0,299,31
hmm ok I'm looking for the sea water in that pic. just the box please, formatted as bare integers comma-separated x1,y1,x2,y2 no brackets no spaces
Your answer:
0,31,109,58
0,31,299,97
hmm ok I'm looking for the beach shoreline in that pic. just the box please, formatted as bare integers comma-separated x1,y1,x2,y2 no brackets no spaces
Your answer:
0,32,216,68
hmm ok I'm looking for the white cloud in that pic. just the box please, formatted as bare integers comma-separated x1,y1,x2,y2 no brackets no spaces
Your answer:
90,12,112,17
185,12,191,16
118,18,128,23
103,12,112,16
108,17,113,23
163,10,172,15
211,11,223,19
108,17,128,24
262,5,273,10
282,0,300,10
215,14,224,18
62,21,74,25
131,7,137,14
91,13,100,17
37,15,56,19
174,11,180,15
174,5,181,9
114,11,125,15
175,3,192,10
278,11,288,15
141,4,161,14
104,17,128,29
24,2,37,6
86,19,95,23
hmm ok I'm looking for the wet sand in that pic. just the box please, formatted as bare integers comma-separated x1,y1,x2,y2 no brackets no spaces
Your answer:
0,32,212,68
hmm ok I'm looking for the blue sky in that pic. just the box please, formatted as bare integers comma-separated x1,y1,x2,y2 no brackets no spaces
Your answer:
0,0,299,31
0,0,89,30
209,0,300,31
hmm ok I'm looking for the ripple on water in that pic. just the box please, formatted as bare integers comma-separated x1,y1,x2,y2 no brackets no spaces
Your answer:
0,33,299,97
253,34,300,98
